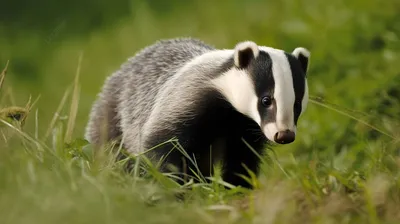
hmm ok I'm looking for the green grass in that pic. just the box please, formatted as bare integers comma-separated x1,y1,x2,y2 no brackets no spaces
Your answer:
1,0,400,223
1,52,400,224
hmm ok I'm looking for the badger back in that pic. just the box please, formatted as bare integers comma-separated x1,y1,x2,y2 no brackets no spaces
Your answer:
118,38,217,153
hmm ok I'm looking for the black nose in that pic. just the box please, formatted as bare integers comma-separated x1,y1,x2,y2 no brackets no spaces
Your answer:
274,130,295,144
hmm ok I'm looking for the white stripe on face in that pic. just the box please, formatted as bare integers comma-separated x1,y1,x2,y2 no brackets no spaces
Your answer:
259,47,296,142
211,68,261,125
301,80,309,115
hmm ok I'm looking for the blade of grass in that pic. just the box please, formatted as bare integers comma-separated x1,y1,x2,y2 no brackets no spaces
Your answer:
65,52,83,143
44,87,72,140
0,60,10,91
35,109,39,139
26,94,41,113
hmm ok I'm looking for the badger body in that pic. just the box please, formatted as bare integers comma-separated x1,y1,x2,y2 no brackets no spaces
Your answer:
85,38,310,188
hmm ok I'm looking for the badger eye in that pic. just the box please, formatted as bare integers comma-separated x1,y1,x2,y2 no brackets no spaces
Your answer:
261,96,272,107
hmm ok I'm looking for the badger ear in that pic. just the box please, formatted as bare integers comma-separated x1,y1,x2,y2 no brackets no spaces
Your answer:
292,47,310,74
234,41,259,68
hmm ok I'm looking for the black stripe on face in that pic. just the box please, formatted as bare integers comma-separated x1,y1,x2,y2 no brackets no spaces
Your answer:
247,51,275,127
284,52,306,125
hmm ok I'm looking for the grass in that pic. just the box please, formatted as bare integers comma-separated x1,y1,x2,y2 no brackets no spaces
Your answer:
1,51,400,224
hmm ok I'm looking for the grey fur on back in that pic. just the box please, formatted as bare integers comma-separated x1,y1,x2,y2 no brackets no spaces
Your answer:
85,38,235,153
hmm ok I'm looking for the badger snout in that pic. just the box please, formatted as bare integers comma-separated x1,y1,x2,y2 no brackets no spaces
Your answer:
274,129,295,144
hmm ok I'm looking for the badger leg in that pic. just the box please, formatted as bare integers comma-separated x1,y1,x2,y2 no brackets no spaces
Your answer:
153,141,215,186
221,134,266,189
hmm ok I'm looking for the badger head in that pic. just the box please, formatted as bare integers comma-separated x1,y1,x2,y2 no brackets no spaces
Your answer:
213,41,310,144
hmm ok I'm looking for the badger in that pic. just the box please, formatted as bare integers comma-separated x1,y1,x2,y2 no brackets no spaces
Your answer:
85,38,310,189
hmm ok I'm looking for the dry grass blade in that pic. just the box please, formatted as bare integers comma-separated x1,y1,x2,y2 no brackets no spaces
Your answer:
19,95,32,127
25,94,41,113
0,60,10,91
44,87,71,140
22,95,41,127
64,52,83,143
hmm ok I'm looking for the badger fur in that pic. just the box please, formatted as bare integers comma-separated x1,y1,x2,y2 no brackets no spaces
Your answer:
85,38,310,188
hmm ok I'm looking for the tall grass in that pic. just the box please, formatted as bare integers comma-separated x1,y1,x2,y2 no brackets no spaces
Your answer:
1,51,399,223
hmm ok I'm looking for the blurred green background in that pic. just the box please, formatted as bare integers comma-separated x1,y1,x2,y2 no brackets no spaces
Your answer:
1,0,399,158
